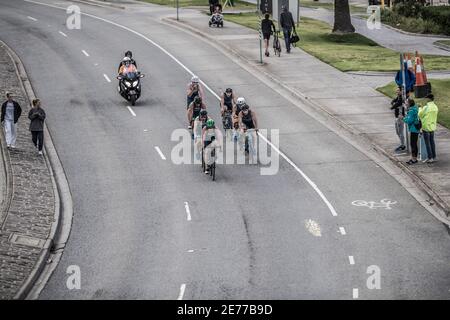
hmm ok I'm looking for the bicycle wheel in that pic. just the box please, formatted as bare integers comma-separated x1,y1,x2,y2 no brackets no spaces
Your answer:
201,148,205,172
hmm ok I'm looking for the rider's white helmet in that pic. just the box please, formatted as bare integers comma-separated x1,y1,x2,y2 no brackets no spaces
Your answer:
236,97,246,106
191,75,199,83
122,57,131,62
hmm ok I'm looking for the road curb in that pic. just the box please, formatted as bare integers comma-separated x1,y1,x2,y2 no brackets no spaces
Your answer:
433,42,450,53
0,40,74,300
70,0,125,10
161,16,450,227
0,105,13,231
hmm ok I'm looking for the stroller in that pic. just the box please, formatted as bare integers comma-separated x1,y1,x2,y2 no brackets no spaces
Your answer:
209,4,224,28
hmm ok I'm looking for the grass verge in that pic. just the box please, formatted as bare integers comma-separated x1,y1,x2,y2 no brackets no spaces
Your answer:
377,79,450,129
223,13,450,72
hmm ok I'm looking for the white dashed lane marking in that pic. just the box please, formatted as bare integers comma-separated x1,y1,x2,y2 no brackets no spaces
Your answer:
349,256,355,265
58,31,67,37
82,50,90,57
184,202,192,221
103,74,111,82
353,288,359,299
154,146,166,160
27,16,37,21
339,227,346,235
177,284,186,300
127,106,136,117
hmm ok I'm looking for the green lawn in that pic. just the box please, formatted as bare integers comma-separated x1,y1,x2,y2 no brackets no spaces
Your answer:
300,0,367,14
377,79,450,129
138,0,254,9
224,13,450,72
435,40,450,48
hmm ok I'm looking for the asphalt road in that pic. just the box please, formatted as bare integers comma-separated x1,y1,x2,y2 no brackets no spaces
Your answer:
1,0,449,299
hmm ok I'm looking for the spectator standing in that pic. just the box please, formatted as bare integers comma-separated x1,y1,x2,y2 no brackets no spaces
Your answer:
390,87,407,152
403,99,420,165
1,92,22,149
261,13,276,57
418,94,438,163
279,5,296,53
395,61,416,94
28,98,46,155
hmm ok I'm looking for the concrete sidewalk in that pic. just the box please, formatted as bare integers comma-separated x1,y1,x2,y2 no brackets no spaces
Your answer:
166,10,450,222
0,42,56,299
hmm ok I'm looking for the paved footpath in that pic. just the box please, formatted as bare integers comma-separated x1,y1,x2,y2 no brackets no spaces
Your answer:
0,42,55,299
165,9,450,223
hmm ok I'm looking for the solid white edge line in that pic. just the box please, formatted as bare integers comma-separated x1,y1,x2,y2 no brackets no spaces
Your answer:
27,16,37,21
103,74,111,83
154,146,166,160
23,0,340,219
177,284,186,300
339,227,346,235
349,256,355,265
58,31,67,37
127,106,136,117
82,50,90,57
353,288,359,299
184,202,191,221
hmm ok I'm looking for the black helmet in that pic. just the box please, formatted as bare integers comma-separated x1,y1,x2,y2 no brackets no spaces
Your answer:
194,96,202,104
242,104,249,110
200,110,208,116
125,51,132,58
225,88,232,93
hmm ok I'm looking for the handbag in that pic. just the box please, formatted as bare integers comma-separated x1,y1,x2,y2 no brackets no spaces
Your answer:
289,31,300,44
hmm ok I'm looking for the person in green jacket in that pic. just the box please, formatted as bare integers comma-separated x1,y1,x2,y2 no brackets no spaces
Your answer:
418,94,438,163
403,99,420,165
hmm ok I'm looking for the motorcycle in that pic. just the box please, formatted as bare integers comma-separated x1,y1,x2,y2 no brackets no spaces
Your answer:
117,72,145,106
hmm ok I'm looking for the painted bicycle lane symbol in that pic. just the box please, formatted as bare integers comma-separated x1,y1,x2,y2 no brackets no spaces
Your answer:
351,199,397,210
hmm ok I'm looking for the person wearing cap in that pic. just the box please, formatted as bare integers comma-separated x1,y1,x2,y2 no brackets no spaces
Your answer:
418,94,439,163
193,109,211,160
186,75,205,109
1,92,22,149
202,118,223,174
280,5,296,53
390,86,407,153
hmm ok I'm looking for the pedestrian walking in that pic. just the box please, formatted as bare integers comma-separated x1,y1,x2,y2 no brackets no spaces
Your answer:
390,86,406,152
403,99,420,165
1,92,22,149
279,5,296,53
261,13,276,57
28,98,46,155
418,93,438,163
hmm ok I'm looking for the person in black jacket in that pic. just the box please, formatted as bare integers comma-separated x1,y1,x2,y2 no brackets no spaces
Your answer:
1,92,22,148
209,0,220,15
261,13,276,57
279,5,296,53
28,98,46,155
390,86,408,152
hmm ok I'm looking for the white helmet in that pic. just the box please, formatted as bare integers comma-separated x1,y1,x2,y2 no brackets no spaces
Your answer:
122,57,131,62
236,97,246,107
191,75,199,83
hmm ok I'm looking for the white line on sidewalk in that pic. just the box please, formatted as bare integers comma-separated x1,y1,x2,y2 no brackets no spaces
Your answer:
154,146,166,160
184,202,192,221
27,16,37,21
353,288,359,299
58,31,67,37
82,50,90,57
127,106,136,117
349,256,355,265
177,284,186,300
103,74,111,83
24,0,340,219
339,227,346,235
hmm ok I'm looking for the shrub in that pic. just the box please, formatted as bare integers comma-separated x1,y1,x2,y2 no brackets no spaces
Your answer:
421,6,450,35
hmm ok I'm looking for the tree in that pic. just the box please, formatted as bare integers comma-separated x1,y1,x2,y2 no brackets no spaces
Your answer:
333,0,355,34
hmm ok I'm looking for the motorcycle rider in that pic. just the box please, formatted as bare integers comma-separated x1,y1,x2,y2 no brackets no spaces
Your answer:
187,96,207,130
117,50,137,73
186,76,205,109
119,57,137,75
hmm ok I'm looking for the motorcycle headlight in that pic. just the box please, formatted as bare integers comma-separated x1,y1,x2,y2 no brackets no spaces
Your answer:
125,81,131,87
132,81,139,87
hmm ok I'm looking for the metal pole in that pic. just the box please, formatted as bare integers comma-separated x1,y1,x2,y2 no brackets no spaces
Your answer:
259,14,263,64
400,53,410,153
176,0,179,21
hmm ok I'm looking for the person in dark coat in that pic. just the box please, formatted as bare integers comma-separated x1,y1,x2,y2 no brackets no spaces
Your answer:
1,92,22,148
279,5,296,53
261,13,276,57
395,62,416,93
28,98,46,155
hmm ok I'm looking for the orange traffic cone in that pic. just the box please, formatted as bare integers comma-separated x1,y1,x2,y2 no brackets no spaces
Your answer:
414,51,431,98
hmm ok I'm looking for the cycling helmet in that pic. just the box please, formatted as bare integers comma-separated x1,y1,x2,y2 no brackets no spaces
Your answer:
191,75,199,83
225,88,232,93
236,97,246,106
200,110,208,116
242,104,249,110
125,51,133,58
206,119,215,128
194,96,202,104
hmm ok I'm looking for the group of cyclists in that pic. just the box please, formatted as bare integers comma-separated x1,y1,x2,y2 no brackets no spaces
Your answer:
186,76,259,174
117,52,259,175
